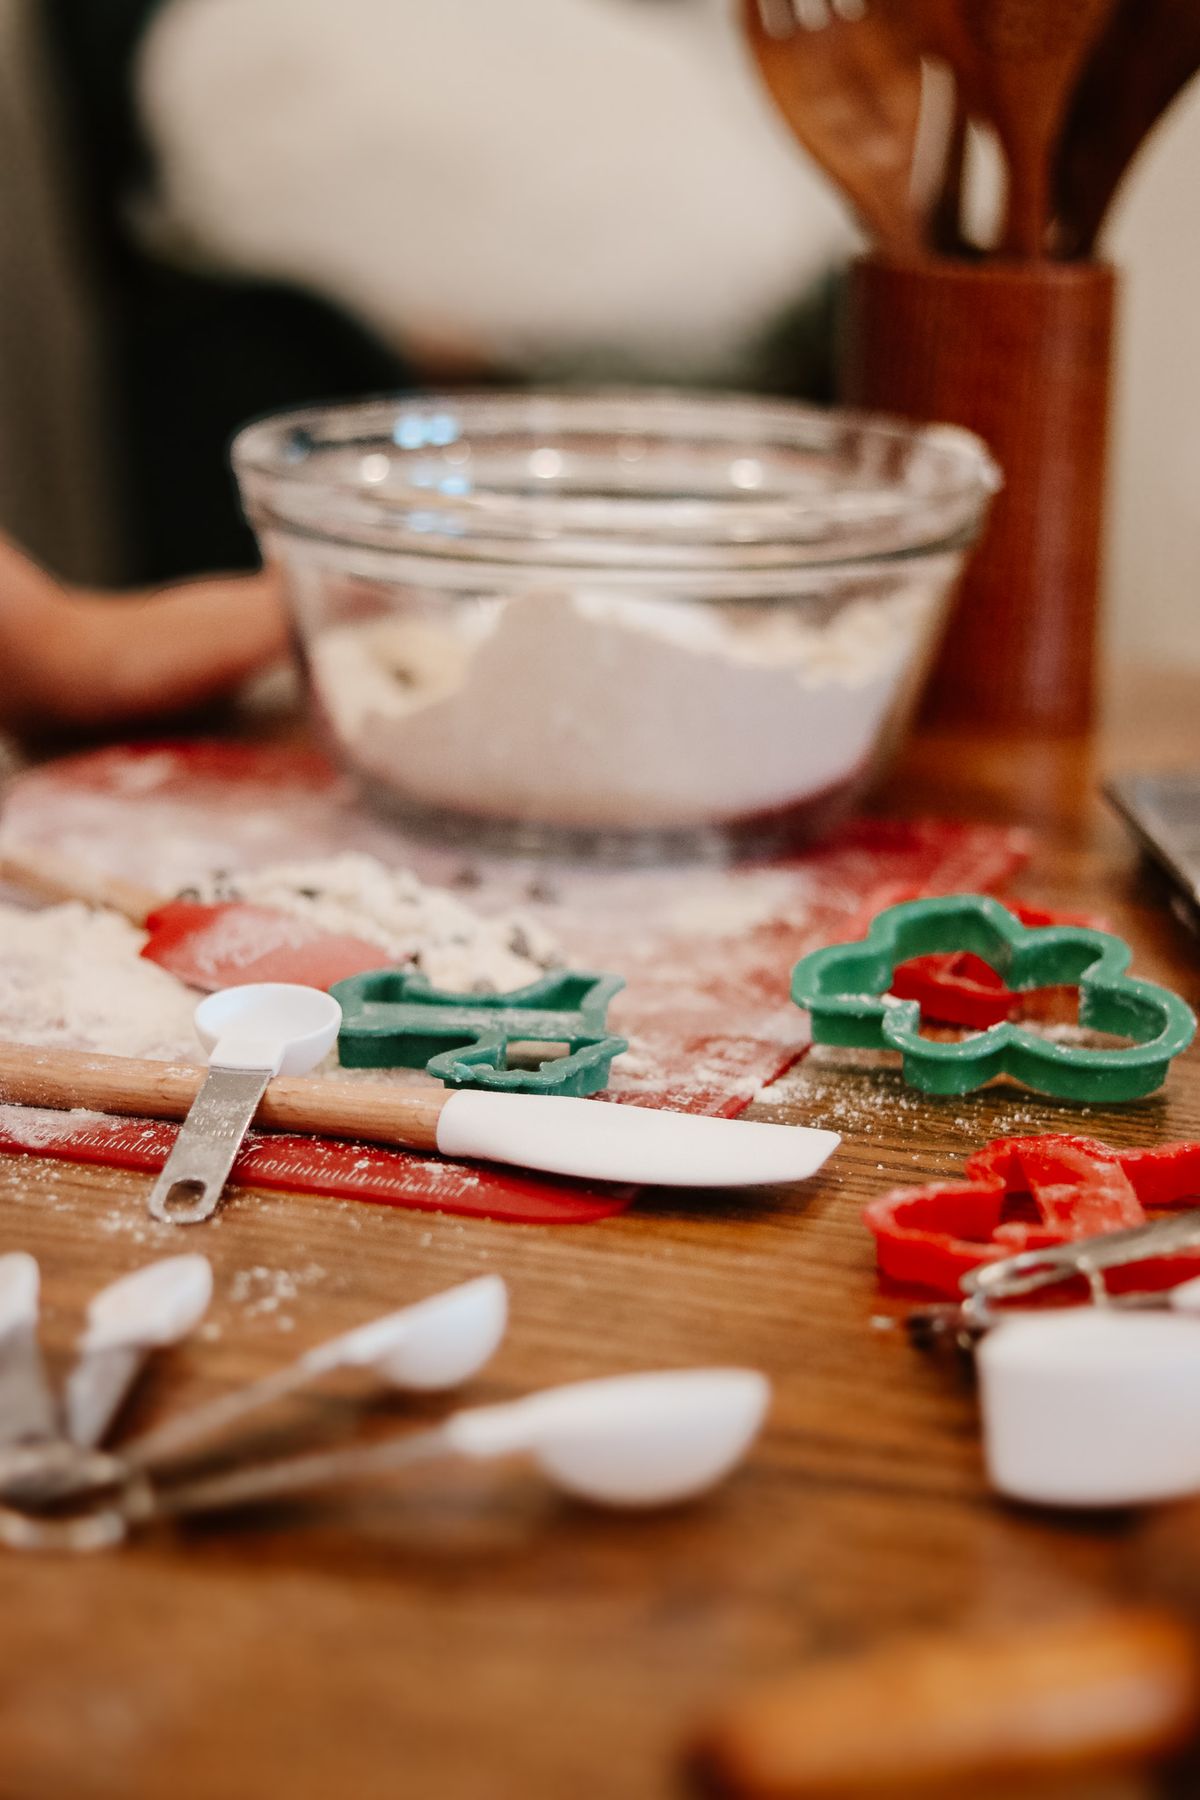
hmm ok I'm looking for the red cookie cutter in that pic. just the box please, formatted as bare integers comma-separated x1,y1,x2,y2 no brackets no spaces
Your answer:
876,896,1108,1029
867,1133,1200,1297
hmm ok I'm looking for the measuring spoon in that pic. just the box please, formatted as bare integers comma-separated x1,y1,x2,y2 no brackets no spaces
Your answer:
128,1367,770,1522
65,1255,214,1448
123,1275,508,1471
147,984,341,1224
980,1309,1200,1508
907,0,1116,256
0,1256,55,1447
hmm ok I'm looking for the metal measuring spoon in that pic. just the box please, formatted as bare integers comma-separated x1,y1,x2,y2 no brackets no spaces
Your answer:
125,1367,770,1522
122,1275,509,1472
147,984,342,1224
65,1256,214,1448
0,1256,56,1449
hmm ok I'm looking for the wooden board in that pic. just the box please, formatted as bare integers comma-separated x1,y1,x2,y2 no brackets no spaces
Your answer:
0,681,1197,1799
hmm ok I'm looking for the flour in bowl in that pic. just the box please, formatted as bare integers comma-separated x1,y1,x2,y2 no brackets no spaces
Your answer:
309,583,939,832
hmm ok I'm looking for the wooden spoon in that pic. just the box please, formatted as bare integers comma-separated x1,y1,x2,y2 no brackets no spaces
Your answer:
741,0,926,256
1055,0,1200,257
909,0,1117,258
928,88,969,253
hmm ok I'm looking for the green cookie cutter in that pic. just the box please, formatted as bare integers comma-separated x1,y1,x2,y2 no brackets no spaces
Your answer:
791,892,1196,1101
332,968,628,1096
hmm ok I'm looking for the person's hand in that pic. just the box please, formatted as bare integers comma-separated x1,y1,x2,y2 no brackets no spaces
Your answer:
0,536,288,731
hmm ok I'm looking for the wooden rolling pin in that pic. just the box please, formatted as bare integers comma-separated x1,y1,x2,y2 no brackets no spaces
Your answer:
0,1043,445,1150
692,1610,1199,1798
0,843,396,990
0,846,156,924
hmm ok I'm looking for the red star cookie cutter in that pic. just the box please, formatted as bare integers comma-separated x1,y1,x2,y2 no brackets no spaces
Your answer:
867,1134,1200,1297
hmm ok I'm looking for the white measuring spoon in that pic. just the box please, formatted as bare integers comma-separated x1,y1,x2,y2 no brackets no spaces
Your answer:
131,1366,770,1521
147,984,342,1224
65,1255,214,1448
980,1308,1200,1508
123,1275,509,1471
0,1255,55,1446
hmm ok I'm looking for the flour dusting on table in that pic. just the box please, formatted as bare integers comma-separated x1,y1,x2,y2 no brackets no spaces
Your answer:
191,853,559,993
0,1102,118,1149
0,743,1032,1141
0,854,563,1063
0,904,197,1059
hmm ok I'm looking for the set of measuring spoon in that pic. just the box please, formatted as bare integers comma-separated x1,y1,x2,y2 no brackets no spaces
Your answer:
0,1254,769,1551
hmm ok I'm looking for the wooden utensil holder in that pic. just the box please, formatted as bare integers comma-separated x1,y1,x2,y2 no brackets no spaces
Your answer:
840,254,1117,734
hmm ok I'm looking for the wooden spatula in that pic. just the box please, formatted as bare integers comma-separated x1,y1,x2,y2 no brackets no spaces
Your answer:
742,0,926,256
1055,0,1200,257
911,0,1117,257
0,847,387,992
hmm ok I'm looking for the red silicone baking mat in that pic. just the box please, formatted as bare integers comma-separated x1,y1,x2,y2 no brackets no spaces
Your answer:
0,741,1029,1221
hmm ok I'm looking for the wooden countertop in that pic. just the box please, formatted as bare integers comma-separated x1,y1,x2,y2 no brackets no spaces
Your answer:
1,670,1199,1800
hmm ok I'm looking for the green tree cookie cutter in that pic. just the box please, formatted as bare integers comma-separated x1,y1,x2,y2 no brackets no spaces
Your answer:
791,893,1196,1101
331,968,628,1096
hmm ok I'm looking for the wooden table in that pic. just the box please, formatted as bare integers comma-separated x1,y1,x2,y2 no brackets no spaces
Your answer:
1,671,1198,1800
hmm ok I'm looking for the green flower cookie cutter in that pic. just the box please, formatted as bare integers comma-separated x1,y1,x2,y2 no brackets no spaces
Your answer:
791,893,1196,1101
332,968,628,1096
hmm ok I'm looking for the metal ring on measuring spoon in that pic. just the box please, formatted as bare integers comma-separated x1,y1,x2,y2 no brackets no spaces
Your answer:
0,1498,128,1554
0,1448,134,1553
0,1439,101,1503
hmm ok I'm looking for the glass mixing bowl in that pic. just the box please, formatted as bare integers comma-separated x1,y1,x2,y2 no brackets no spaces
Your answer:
233,389,998,861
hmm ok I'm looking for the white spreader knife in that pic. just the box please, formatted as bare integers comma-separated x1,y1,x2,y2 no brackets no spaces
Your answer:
0,1042,840,1190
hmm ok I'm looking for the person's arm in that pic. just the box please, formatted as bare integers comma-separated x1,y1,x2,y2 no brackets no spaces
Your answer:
0,535,287,730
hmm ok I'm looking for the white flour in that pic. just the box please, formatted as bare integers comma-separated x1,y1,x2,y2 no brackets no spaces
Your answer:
0,855,563,1062
0,1102,121,1148
0,903,198,1059
310,585,936,831
191,852,560,992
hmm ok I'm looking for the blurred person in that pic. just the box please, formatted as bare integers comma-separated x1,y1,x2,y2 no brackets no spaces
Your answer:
2,0,848,728
47,0,848,570
0,533,286,730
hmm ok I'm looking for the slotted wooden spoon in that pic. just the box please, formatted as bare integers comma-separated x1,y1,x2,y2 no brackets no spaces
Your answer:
1055,0,1200,257
909,0,1117,257
742,0,926,256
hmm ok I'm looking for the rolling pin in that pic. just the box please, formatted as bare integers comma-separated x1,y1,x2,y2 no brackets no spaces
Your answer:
0,1041,446,1149
0,846,156,924
692,1610,1199,1799
0,845,387,990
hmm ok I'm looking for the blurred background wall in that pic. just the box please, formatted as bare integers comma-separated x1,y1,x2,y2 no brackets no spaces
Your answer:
0,0,1196,670
0,0,114,582
1106,98,1200,669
